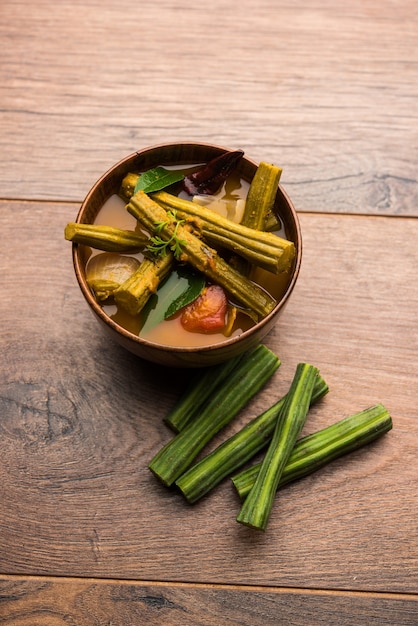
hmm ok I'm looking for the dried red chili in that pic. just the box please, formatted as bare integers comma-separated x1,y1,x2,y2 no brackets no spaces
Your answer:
183,149,244,195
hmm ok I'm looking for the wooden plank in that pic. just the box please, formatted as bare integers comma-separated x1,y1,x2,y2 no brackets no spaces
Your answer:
0,0,417,214
0,576,417,626
0,201,416,593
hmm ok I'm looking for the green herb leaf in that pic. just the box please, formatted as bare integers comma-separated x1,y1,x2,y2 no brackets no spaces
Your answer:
145,210,186,260
165,267,205,318
140,267,205,334
134,167,185,194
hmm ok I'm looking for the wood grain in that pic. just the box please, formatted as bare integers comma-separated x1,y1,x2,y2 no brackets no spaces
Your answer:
1,576,417,626
1,1,417,620
0,200,416,594
0,0,417,215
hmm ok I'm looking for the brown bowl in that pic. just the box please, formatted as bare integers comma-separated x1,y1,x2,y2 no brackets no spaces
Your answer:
72,142,302,367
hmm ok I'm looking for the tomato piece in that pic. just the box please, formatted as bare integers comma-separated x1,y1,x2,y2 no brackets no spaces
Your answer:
181,285,228,333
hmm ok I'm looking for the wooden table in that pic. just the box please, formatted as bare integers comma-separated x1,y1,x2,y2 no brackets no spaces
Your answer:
1,1,417,623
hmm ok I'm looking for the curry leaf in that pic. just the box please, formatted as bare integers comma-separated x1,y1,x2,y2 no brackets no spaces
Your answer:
135,167,185,194
165,268,205,319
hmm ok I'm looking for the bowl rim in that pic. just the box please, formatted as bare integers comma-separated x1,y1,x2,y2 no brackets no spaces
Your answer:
72,142,302,355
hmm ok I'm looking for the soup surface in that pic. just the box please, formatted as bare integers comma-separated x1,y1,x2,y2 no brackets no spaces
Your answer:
84,167,293,348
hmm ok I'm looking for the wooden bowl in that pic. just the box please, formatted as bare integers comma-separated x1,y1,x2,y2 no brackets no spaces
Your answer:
72,142,302,367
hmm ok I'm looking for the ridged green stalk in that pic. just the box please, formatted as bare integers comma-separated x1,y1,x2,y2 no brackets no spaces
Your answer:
148,345,280,486
232,403,393,500
152,190,295,274
175,373,328,503
164,353,246,433
240,161,283,231
114,252,173,316
64,222,147,252
119,173,295,274
236,363,318,530
127,191,277,320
